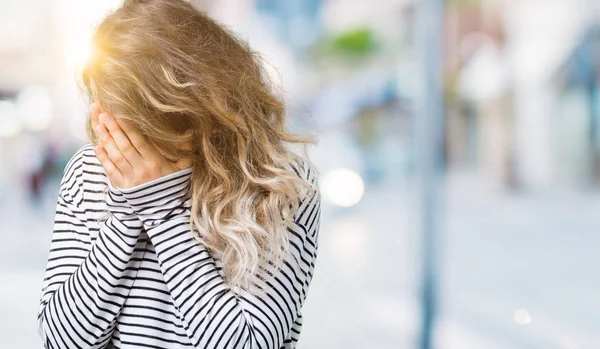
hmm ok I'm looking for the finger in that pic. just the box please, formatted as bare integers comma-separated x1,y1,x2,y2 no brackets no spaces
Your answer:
90,102,101,127
115,117,157,160
175,158,193,171
174,140,194,169
94,145,124,188
95,124,133,174
178,134,193,152
99,113,143,163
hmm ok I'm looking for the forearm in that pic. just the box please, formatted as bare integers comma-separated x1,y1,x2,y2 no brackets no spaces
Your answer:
38,189,145,349
117,168,257,348
120,167,316,348
142,211,317,349
145,216,255,348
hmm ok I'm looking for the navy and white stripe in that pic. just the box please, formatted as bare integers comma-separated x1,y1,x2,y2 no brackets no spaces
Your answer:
37,143,321,349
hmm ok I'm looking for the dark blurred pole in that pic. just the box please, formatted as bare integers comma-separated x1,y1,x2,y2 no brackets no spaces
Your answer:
414,0,444,348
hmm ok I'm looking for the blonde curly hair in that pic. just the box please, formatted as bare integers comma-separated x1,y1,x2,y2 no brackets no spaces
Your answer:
82,0,319,294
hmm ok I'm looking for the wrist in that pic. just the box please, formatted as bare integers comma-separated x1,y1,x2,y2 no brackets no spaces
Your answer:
106,180,137,217
119,167,193,228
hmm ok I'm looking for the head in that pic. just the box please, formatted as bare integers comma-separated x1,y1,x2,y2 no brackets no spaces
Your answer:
83,0,318,293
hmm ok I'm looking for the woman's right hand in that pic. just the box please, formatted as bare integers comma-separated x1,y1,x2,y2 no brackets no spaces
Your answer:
88,102,193,190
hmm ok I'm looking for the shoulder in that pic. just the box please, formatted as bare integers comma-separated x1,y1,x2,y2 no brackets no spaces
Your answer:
288,155,320,188
288,155,321,216
300,157,319,188
59,143,107,205
288,156,321,252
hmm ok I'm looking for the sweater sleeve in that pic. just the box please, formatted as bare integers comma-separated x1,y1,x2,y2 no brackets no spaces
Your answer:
37,146,147,349
119,163,321,349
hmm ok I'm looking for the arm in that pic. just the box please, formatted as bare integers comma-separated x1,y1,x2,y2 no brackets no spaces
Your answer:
119,165,321,349
37,147,146,349
89,109,321,348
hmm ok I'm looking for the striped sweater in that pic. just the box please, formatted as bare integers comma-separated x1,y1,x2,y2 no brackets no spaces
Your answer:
37,143,321,349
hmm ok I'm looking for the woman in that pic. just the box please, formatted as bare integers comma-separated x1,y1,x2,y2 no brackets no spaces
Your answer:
37,1,321,348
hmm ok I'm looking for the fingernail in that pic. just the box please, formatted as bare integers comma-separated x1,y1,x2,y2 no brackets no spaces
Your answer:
94,146,103,156
102,113,114,125
95,125,106,140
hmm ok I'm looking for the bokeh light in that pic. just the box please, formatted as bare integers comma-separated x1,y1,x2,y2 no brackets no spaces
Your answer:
321,168,365,207
514,309,532,325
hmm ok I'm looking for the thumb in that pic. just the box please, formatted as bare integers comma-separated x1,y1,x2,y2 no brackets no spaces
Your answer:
175,158,193,171
175,135,194,170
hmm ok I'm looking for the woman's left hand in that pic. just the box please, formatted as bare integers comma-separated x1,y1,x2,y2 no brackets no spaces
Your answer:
90,103,192,190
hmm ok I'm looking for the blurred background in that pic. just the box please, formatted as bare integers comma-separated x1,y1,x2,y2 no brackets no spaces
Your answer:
1,0,600,348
